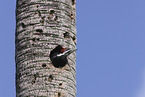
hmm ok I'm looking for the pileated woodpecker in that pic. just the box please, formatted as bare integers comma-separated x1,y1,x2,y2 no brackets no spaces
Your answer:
50,45,76,68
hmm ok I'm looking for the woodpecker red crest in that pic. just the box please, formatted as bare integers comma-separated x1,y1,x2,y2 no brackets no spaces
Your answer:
61,48,66,53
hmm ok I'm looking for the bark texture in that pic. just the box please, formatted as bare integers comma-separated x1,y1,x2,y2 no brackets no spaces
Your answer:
15,0,76,96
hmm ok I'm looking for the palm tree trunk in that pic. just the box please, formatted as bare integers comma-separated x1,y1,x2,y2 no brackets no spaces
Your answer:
15,0,76,96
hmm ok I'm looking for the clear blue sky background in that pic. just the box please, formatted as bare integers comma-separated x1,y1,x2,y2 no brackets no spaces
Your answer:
0,0,145,97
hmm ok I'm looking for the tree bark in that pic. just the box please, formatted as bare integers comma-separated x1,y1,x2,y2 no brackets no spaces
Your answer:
15,0,76,96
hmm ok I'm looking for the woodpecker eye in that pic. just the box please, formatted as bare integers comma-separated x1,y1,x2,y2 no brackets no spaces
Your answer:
61,48,67,53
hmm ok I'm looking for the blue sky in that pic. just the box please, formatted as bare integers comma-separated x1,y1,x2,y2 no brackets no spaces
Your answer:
0,0,145,97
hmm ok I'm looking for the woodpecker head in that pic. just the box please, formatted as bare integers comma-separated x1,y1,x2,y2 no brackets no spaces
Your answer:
57,47,77,57
49,45,77,68
50,45,77,58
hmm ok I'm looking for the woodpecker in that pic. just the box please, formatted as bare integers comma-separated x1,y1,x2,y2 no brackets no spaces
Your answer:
50,45,77,68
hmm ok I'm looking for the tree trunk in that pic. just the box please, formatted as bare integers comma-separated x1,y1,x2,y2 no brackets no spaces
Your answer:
15,0,76,96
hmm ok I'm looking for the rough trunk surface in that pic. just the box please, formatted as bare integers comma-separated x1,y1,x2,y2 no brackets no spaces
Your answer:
15,0,76,96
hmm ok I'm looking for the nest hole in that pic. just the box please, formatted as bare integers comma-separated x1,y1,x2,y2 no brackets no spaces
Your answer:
42,63,46,67
58,92,61,97
21,23,26,28
48,75,53,82
49,9,55,14
44,78,47,81
72,0,75,5
36,29,43,33
59,83,62,86
64,32,70,38
72,36,76,41
70,12,73,19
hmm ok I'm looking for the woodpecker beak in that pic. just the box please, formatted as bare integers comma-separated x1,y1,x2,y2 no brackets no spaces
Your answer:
57,48,77,57
63,48,77,56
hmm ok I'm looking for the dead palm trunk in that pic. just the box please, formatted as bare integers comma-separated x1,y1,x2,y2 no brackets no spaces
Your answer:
15,0,77,96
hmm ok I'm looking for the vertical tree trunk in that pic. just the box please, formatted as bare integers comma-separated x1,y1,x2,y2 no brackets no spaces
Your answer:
15,0,76,96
